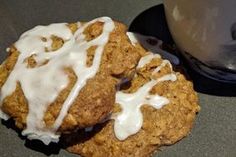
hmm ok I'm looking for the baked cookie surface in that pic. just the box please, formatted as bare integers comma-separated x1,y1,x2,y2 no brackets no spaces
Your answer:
0,17,141,144
64,46,200,157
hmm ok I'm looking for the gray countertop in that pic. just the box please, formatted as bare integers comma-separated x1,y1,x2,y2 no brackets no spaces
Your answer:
0,0,236,157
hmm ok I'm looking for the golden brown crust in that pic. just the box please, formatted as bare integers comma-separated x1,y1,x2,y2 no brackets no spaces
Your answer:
64,53,200,157
0,20,141,132
0,46,19,88
1,83,28,129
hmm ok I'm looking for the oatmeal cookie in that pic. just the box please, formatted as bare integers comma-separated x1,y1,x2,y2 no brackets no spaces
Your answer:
65,51,200,157
0,17,140,144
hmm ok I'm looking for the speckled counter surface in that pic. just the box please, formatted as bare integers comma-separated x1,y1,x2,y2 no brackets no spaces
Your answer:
0,0,236,157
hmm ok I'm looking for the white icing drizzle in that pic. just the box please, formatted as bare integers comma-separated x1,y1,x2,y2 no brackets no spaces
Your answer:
126,32,138,46
137,53,161,68
0,17,115,144
152,60,172,74
113,53,177,140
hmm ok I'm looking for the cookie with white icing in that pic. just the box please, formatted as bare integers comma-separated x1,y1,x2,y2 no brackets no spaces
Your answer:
0,17,141,144
64,50,200,157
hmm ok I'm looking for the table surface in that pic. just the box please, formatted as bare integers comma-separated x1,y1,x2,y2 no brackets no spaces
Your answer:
0,0,236,157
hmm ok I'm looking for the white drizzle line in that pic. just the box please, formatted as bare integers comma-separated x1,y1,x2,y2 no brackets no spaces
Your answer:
152,60,172,74
52,18,115,132
0,17,115,145
113,53,177,140
126,32,138,46
137,53,161,68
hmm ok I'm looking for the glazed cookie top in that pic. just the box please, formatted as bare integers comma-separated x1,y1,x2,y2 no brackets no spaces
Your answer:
113,53,176,140
65,49,200,157
0,17,115,144
0,17,141,144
